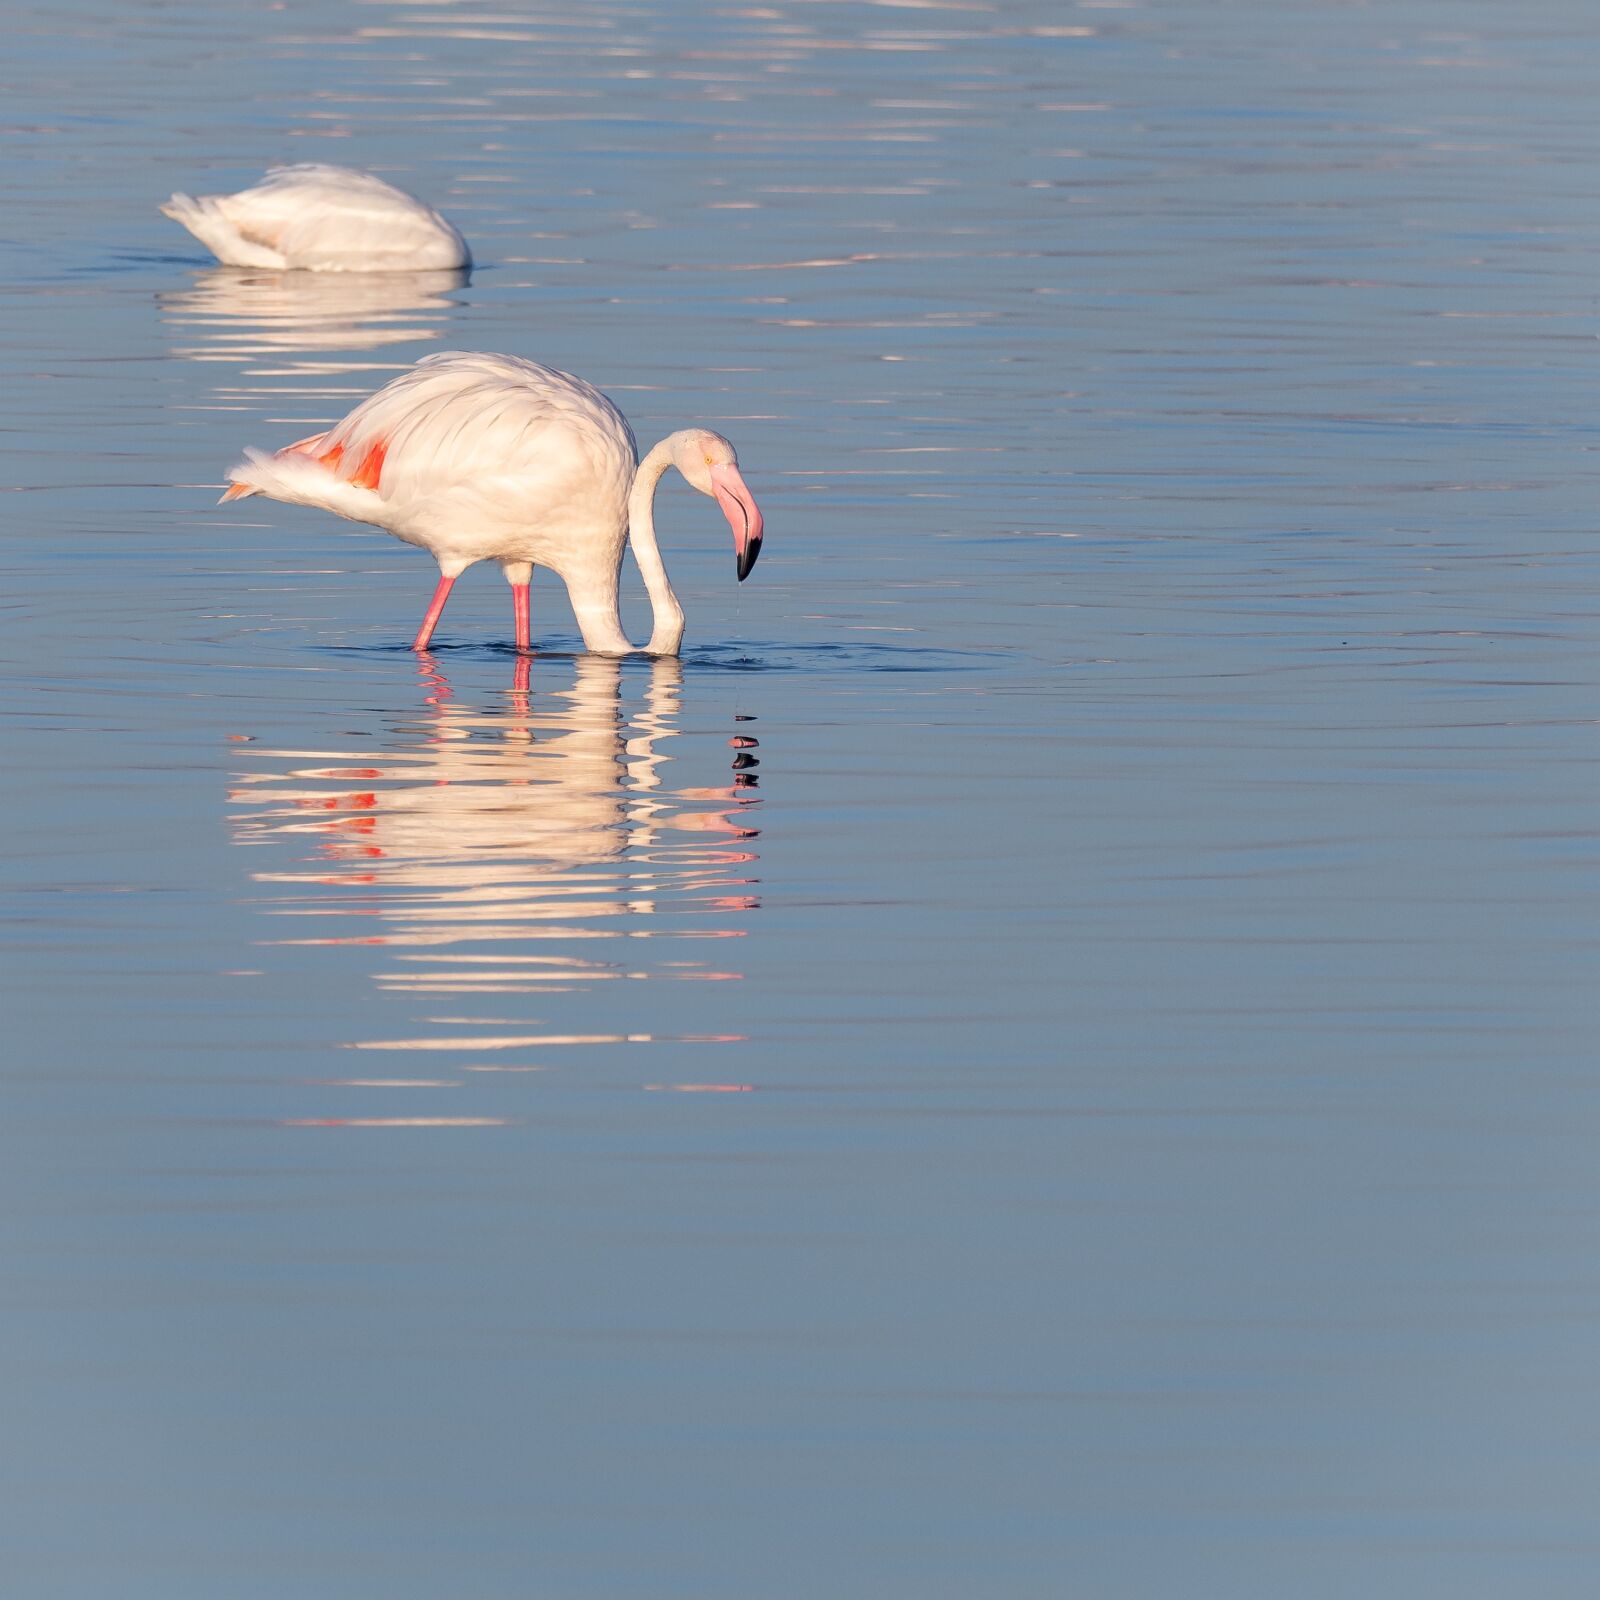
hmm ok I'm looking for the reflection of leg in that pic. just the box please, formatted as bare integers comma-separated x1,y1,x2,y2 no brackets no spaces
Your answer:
416,650,453,705
512,654,531,695
413,574,456,651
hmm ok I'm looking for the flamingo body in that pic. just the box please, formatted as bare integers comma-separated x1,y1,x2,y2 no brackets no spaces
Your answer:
161,164,470,273
223,351,764,656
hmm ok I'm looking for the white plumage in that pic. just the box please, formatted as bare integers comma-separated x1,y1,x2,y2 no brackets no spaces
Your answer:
222,351,765,656
161,164,470,273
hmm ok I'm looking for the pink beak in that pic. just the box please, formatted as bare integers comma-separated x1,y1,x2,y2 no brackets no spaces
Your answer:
709,462,764,582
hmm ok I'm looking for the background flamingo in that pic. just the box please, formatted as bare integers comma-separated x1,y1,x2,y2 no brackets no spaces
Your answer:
221,350,764,655
161,164,470,272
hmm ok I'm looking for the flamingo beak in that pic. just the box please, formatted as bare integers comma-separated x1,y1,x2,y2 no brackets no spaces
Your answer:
709,462,764,582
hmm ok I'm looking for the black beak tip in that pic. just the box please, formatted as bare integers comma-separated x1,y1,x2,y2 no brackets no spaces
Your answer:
736,537,762,583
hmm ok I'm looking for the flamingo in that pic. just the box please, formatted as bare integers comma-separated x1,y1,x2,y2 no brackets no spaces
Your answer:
160,164,470,273
220,351,764,655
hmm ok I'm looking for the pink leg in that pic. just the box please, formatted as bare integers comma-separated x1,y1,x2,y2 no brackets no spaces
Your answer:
512,583,531,652
412,573,456,651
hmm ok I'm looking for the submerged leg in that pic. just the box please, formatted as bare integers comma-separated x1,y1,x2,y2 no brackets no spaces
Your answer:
412,573,456,651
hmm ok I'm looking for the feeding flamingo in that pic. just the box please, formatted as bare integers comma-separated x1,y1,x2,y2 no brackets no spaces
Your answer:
160,164,470,273
220,351,765,655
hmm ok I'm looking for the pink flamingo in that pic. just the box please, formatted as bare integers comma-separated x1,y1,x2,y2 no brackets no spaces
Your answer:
221,351,764,655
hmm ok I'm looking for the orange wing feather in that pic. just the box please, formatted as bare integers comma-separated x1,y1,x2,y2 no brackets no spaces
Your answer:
348,440,386,490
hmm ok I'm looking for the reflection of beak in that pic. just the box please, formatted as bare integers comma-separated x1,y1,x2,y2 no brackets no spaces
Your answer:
709,462,764,582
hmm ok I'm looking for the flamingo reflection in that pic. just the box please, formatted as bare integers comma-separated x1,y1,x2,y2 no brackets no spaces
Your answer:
228,657,761,1019
160,265,467,369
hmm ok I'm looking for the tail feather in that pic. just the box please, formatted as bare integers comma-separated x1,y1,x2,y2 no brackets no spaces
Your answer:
220,445,388,526
220,433,326,503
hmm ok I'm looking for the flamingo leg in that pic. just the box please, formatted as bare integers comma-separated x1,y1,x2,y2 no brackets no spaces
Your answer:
412,574,456,651
512,582,531,652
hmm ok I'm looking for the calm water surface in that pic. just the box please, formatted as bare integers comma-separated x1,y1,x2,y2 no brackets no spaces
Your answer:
2,1,1598,1594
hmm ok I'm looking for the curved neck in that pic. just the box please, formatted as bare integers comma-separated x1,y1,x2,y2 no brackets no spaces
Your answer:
628,439,686,657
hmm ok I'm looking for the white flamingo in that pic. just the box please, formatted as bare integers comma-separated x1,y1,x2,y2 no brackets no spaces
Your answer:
221,351,765,655
161,164,470,273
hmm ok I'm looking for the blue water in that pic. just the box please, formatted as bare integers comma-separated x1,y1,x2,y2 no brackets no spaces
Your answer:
3,2,1599,1594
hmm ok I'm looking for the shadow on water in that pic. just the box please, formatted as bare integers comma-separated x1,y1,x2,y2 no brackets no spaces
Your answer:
317,637,1007,674
684,640,1007,673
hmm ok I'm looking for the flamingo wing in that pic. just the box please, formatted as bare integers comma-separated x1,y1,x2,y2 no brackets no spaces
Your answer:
261,167,470,273
222,352,636,526
310,351,636,504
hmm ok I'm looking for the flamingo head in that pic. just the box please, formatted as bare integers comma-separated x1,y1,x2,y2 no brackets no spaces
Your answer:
672,430,764,582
